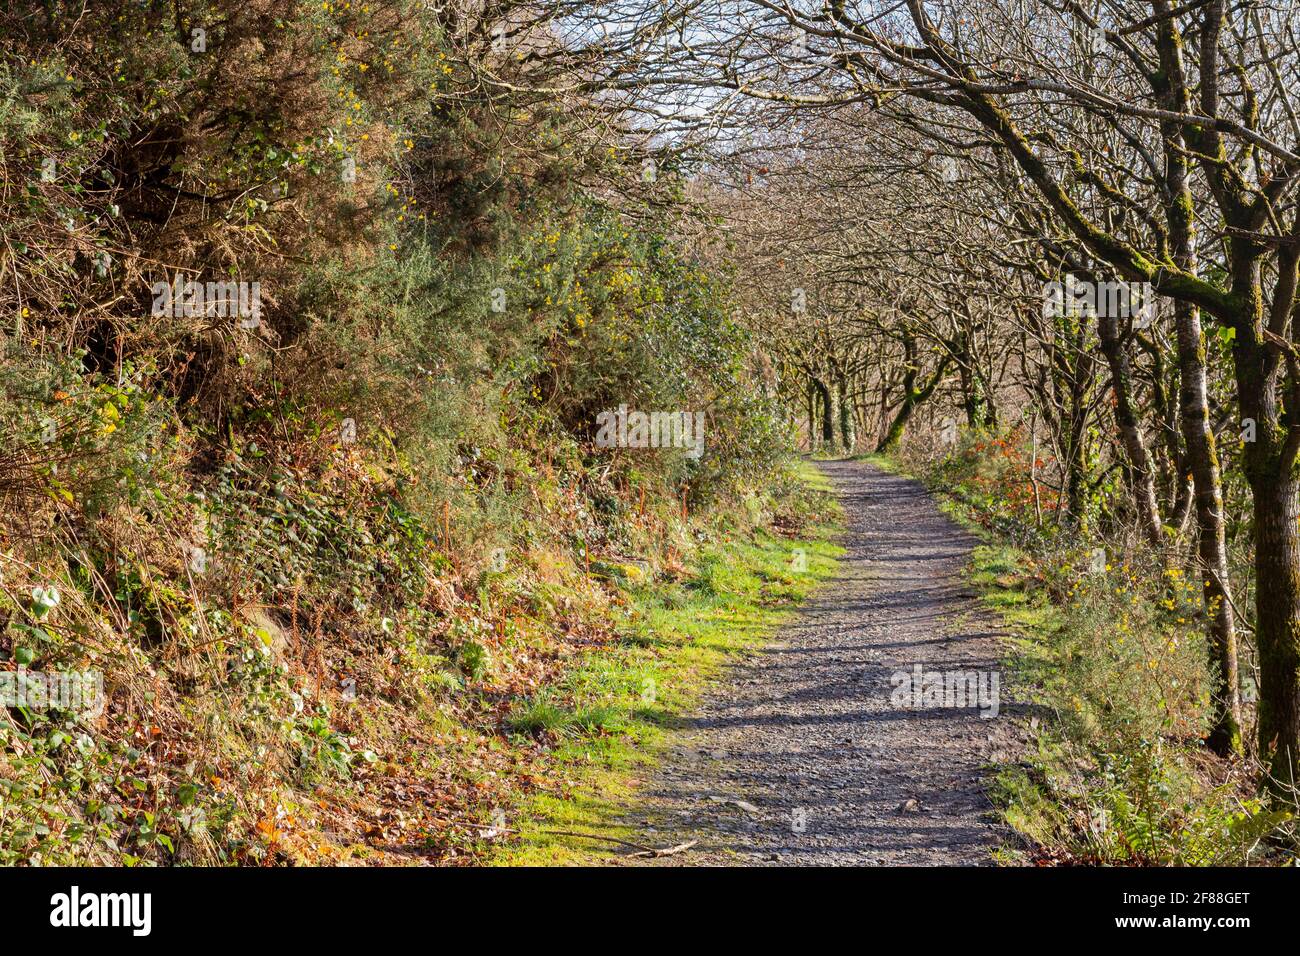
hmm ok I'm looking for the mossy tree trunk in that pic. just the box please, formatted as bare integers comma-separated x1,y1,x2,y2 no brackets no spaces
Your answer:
1151,9,1242,755
875,332,952,454
836,370,856,452
810,374,835,452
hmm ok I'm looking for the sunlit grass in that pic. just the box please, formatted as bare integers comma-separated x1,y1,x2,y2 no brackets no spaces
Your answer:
497,501,843,865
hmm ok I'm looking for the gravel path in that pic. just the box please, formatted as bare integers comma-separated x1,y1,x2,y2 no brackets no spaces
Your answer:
613,459,1021,865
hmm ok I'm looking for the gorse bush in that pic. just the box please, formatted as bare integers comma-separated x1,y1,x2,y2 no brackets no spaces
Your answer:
0,2,796,865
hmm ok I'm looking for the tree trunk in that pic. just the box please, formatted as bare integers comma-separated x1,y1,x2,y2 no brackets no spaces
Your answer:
1251,470,1300,787
806,382,817,453
876,348,951,454
1149,17,1243,755
836,372,856,452
1060,334,1093,532
1096,307,1163,549
1231,241,1300,784
1063,410,1088,529
876,374,890,447
1174,301,1242,755
953,329,986,429
1231,256,1300,783
811,376,835,452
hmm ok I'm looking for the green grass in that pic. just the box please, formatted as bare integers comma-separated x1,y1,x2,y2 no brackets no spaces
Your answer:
798,459,836,492
495,470,843,865
846,451,896,470
965,543,1057,633
505,695,573,736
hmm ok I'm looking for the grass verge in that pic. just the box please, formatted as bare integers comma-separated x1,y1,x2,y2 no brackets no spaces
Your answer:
494,463,843,864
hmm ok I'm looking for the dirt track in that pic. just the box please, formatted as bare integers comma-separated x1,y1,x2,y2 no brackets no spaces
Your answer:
613,459,1021,865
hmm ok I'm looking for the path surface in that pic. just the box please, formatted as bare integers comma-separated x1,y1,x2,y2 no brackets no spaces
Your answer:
613,460,1022,865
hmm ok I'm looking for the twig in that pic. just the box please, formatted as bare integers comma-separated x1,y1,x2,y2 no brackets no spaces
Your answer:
450,818,699,856
629,839,699,858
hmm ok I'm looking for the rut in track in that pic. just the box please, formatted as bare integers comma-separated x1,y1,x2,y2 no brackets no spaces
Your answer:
612,459,1023,865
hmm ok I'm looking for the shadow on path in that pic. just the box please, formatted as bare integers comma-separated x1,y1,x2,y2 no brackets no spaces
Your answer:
612,459,1023,866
